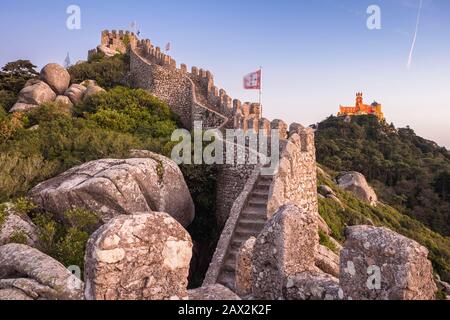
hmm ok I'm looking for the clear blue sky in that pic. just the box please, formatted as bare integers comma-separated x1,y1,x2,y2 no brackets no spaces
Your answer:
1,0,449,147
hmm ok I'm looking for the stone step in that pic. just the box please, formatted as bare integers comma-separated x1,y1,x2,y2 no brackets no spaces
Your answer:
226,250,238,261
234,228,259,239
222,258,237,273
240,214,266,224
238,218,266,229
259,176,273,182
230,238,246,250
247,202,267,210
217,272,235,290
248,197,267,205
254,185,270,192
251,191,269,199
258,180,272,187
242,206,266,215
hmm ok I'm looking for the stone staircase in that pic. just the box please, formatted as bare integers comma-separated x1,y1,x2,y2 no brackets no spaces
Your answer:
216,175,273,290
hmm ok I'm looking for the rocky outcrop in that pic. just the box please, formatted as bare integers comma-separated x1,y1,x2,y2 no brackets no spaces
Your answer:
284,271,340,300
337,172,378,206
40,63,71,95
315,245,340,278
0,204,38,247
188,284,241,300
0,287,33,300
83,84,106,101
55,95,73,107
64,84,87,104
84,213,192,300
11,80,56,112
235,237,256,297
340,226,437,300
0,244,84,300
9,63,105,113
30,153,195,227
252,204,318,300
318,184,344,207
318,185,334,197
9,103,39,113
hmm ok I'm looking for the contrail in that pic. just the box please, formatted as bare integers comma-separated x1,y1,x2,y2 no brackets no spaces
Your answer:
407,0,424,69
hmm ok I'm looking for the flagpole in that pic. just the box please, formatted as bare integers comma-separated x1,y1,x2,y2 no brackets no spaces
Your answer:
259,66,263,118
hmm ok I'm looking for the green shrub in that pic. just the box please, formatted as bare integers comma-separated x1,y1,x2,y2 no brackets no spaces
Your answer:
8,231,28,245
32,208,100,272
55,228,89,268
0,204,7,227
68,54,128,89
33,212,58,255
0,111,25,144
319,229,339,254
0,90,17,112
12,197,37,215
79,86,179,136
63,208,99,233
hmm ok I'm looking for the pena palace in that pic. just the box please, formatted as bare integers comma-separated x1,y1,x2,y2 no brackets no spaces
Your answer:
338,93,384,120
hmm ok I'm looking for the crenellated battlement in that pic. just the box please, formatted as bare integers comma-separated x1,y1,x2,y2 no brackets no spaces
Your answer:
134,38,267,128
101,29,138,53
127,32,308,145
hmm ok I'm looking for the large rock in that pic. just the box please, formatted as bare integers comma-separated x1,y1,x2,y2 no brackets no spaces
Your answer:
84,213,192,300
315,245,340,278
318,185,334,197
252,204,318,300
340,226,437,300
337,172,378,206
30,153,195,227
55,95,73,107
188,284,241,301
9,103,39,113
283,271,340,300
15,80,56,106
0,244,84,300
0,204,38,247
235,237,256,297
64,84,86,104
83,84,106,101
40,63,71,95
0,288,34,300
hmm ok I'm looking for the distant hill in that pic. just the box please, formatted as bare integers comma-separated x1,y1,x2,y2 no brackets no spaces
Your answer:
315,115,450,237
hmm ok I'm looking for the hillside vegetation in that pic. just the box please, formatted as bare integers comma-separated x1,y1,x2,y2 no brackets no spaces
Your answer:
0,57,219,283
316,115,450,237
317,167,450,283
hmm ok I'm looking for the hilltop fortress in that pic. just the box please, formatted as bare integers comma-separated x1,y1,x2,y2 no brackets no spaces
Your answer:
338,92,384,120
89,30,318,290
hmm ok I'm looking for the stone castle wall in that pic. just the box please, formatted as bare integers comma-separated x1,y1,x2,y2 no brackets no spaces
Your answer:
126,31,318,232
129,48,194,128
101,30,138,53
267,126,318,218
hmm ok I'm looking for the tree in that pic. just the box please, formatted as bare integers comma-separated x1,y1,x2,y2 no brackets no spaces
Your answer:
0,60,39,94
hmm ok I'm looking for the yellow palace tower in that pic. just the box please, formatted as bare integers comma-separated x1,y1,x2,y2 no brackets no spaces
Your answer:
338,93,384,120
